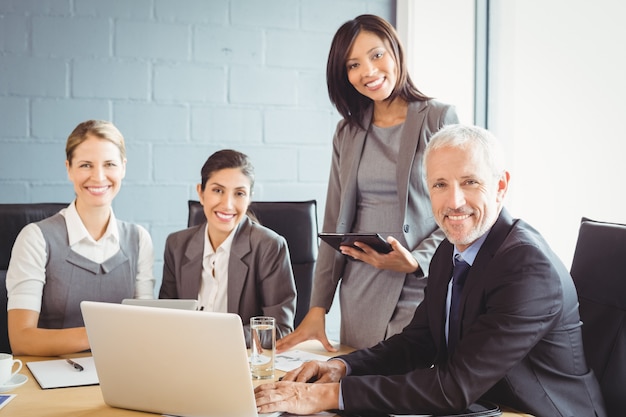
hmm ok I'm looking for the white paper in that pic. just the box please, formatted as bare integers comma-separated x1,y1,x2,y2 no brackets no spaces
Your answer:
275,349,331,372
26,357,99,389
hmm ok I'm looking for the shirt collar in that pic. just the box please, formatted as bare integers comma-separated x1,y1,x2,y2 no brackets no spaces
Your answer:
65,200,119,245
202,223,236,257
453,230,489,266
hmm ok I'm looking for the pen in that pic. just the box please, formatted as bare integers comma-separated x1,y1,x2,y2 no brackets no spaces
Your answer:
66,358,84,372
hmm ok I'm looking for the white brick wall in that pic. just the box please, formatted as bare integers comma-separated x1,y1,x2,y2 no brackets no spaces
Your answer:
0,1,395,337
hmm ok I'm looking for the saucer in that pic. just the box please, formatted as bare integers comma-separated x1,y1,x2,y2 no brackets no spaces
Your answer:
0,373,28,393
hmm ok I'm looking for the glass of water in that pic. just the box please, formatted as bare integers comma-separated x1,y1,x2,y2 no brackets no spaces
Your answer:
250,316,276,379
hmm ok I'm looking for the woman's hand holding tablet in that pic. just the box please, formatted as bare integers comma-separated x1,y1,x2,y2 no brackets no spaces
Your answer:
318,232,393,254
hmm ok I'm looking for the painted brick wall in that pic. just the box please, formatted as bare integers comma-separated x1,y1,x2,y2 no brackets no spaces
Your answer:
0,0,394,328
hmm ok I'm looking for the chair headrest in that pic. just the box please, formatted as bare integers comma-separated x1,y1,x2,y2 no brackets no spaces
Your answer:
571,217,626,308
0,203,67,270
188,200,318,263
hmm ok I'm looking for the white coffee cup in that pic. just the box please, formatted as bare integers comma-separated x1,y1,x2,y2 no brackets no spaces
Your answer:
0,353,23,385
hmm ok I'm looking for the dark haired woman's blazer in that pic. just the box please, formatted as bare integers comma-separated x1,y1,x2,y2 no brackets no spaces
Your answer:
159,216,296,347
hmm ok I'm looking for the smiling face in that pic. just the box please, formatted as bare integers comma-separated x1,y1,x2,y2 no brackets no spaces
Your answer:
426,144,509,252
196,167,251,250
66,134,126,211
345,30,398,102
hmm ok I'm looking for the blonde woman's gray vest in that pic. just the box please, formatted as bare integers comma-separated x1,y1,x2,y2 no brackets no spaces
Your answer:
37,213,139,329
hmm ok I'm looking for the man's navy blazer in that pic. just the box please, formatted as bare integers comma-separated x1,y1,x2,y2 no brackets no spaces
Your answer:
338,208,606,417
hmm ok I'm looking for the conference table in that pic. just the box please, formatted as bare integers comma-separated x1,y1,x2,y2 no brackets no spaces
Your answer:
5,341,532,417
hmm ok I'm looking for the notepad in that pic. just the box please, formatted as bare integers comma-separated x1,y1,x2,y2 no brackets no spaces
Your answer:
0,394,16,410
26,357,99,389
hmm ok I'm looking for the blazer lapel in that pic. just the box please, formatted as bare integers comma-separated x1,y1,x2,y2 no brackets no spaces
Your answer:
180,226,205,299
396,101,427,218
428,241,455,354
337,108,371,233
227,218,251,314
465,208,515,287
455,209,516,339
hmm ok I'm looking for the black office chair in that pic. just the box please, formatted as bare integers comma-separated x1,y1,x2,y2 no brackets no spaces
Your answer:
187,200,318,328
570,217,626,417
0,202,68,353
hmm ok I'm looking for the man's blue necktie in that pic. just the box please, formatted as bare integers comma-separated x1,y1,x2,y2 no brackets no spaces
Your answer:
448,255,471,356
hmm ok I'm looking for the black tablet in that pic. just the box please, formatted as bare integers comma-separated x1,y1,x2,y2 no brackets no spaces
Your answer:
318,232,392,254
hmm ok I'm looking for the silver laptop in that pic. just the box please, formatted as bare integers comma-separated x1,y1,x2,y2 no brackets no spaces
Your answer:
121,298,198,310
81,301,280,417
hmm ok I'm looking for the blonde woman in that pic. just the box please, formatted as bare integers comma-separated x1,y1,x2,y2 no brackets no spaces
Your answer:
6,120,154,356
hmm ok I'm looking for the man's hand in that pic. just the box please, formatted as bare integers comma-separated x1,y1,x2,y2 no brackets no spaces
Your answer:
280,358,347,383
254,380,340,415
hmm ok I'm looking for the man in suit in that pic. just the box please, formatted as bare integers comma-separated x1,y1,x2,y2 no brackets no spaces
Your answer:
255,124,607,417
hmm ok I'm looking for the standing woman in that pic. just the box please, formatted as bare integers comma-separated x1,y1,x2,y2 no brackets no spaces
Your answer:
6,120,155,356
159,149,296,347
278,15,458,351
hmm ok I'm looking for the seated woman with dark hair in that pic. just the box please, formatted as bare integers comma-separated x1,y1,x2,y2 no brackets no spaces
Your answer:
159,149,296,347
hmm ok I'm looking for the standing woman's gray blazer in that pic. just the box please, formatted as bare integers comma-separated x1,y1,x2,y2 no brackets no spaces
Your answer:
310,99,458,346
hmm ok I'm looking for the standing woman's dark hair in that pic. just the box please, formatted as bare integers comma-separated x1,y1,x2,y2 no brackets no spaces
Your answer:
326,14,431,129
200,149,255,192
